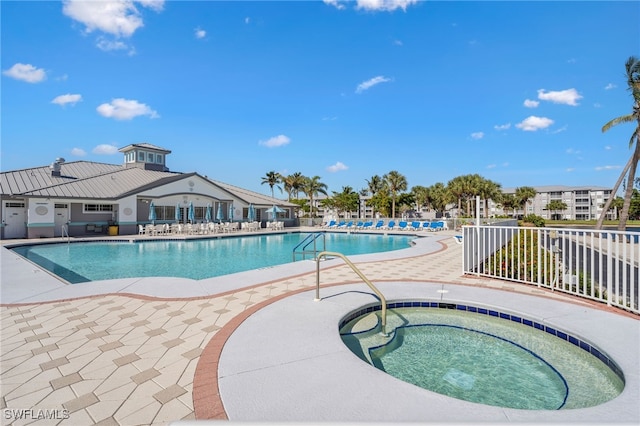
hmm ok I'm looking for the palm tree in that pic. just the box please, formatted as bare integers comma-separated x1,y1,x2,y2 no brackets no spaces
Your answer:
301,175,328,217
261,171,283,198
384,170,408,218
281,172,305,201
515,186,537,217
478,178,502,219
366,175,384,196
596,56,640,230
411,185,429,215
545,200,568,220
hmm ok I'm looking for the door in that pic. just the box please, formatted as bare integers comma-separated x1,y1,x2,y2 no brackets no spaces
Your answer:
3,202,26,239
54,204,69,237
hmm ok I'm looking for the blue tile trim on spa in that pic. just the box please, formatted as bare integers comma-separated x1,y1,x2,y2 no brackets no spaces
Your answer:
339,300,625,382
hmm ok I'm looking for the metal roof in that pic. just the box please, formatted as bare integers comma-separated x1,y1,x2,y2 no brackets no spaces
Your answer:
209,179,296,207
1,161,294,207
118,143,171,153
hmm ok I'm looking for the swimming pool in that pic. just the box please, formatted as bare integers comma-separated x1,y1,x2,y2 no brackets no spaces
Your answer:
340,303,624,410
11,232,415,283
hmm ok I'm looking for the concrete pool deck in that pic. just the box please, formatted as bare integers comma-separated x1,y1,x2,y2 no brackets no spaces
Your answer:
1,227,638,424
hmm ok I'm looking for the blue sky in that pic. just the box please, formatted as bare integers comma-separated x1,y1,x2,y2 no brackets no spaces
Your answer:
2,0,639,197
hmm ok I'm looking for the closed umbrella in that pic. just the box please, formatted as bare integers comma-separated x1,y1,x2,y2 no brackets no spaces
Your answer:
175,202,181,223
229,203,234,222
205,203,212,223
188,202,195,223
248,203,255,221
148,201,156,224
216,203,224,223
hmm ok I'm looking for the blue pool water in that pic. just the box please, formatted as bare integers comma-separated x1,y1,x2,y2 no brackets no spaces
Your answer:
12,233,415,283
340,305,624,410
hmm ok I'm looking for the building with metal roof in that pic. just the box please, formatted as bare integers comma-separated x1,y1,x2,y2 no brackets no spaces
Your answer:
1,145,296,239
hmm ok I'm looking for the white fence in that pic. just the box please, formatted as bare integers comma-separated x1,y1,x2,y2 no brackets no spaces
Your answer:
461,224,639,315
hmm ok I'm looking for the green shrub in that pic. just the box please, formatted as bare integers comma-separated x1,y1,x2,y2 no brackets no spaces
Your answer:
521,214,545,227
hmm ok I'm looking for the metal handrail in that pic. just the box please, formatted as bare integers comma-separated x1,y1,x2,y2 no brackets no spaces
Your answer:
315,251,387,335
61,224,70,244
293,232,325,261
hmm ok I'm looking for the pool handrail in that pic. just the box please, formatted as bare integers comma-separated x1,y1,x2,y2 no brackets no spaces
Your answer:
293,232,326,261
315,251,387,335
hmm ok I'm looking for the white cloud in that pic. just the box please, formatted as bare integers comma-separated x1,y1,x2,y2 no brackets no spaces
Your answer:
96,98,159,120
195,28,206,39
259,134,291,148
537,88,582,106
486,164,496,169
63,0,147,37
96,37,132,53
92,144,119,155
515,116,554,132
52,93,82,106
551,125,567,134
355,0,419,12
393,39,403,46
2,63,46,83
327,161,348,172
470,132,484,140
323,0,347,10
70,147,86,157
595,165,621,171
605,83,616,90
566,148,580,155
244,17,250,24
523,99,539,108
356,75,391,94
566,168,575,172
605,145,612,150
494,123,511,131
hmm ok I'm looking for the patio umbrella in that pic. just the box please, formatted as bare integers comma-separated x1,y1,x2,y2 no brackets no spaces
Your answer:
188,202,195,223
248,203,255,221
205,203,212,223
175,202,181,223
229,203,234,222
267,205,284,221
148,201,156,224
216,203,224,223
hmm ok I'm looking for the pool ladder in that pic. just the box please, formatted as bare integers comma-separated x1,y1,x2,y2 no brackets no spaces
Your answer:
61,224,70,244
315,251,387,336
292,232,326,261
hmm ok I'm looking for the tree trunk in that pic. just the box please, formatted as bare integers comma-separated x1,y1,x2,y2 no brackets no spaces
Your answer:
618,142,640,230
595,152,634,229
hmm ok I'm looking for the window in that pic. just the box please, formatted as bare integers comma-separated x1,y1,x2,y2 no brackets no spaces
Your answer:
84,204,114,212
5,202,25,208
138,152,145,161
147,153,154,162
54,204,68,208
156,154,163,164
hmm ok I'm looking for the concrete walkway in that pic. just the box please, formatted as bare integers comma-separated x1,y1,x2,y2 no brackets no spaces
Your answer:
1,228,637,425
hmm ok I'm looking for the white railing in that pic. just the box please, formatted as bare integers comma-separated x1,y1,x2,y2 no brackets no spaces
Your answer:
461,225,639,315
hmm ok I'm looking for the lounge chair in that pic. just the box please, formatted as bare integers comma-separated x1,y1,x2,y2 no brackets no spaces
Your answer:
453,235,463,245
338,221,351,229
333,221,345,228
374,220,384,230
354,221,364,229
398,221,408,231
323,220,336,229
362,221,373,230
421,222,430,231
410,221,421,231
385,220,396,230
